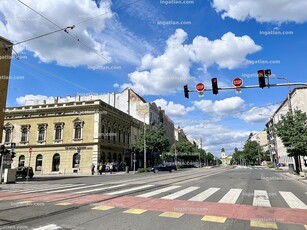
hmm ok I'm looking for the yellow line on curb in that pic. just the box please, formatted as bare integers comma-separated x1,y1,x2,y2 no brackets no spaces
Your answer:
250,221,278,229
159,212,183,218
201,215,227,223
124,209,147,215
92,205,114,211
55,202,72,206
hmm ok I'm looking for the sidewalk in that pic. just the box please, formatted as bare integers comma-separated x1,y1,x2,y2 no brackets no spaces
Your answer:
32,171,128,177
274,166,307,186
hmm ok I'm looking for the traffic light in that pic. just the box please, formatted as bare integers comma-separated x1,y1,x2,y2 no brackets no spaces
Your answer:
258,70,266,88
184,85,189,98
265,69,271,76
211,78,218,95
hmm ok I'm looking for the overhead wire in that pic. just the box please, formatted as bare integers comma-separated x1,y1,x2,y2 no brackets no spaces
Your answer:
15,0,144,63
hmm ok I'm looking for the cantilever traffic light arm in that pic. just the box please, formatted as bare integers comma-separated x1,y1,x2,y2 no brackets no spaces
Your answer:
187,82,307,93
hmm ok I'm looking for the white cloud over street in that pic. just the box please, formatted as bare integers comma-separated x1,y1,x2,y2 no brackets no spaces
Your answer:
212,0,307,23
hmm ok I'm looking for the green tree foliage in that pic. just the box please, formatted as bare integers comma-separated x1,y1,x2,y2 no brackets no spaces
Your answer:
132,123,169,154
242,141,260,165
274,110,307,173
274,110,307,157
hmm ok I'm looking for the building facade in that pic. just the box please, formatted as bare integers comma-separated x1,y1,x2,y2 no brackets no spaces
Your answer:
2,99,142,174
266,87,307,169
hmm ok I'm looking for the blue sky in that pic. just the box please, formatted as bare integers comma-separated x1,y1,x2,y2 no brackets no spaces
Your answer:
1,0,307,156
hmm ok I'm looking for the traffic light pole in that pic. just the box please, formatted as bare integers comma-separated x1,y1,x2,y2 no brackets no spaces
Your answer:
187,82,307,93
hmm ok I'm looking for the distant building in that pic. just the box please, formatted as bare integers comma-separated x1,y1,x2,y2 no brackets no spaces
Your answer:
220,148,232,166
250,131,269,152
266,87,307,170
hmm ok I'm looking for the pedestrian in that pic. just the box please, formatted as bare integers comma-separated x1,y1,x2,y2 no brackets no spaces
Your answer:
98,163,103,175
91,163,95,175
110,162,113,174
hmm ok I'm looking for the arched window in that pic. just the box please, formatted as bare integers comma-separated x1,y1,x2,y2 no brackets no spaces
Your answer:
18,155,25,167
72,153,80,168
101,125,105,139
107,127,111,140
108,152,111,162
35,154,43,171
52,153,60,171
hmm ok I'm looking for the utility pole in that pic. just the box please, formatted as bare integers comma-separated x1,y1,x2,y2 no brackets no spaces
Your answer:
199,138,202,168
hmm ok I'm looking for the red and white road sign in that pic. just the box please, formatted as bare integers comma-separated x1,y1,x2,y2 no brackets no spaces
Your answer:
29,147,32,154
196,83,205,92
233,77,243,87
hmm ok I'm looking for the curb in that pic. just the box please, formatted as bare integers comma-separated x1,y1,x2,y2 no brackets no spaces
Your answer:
283,172,307,185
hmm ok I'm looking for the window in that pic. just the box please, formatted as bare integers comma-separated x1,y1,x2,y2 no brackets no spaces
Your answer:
107,127,111,140
20,125,30,143
72,153,80,168
52,153,60,171
101,125,105,139
54,123,64,142
37,124,47,143
73,118,84,140
35,154,43,171
74,124,82,139
18,155,25,167
5,129,11,143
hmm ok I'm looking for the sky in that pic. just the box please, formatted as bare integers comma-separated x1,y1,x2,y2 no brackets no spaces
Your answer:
1,0,307,157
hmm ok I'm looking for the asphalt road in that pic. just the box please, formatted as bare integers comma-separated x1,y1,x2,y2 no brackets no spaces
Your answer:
0,166,307,230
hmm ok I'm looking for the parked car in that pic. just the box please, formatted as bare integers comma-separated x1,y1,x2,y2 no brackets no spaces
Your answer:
16,167,34,179
152,164,177,173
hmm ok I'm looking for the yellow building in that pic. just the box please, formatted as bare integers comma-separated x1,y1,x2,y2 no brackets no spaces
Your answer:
220,148,232,166
2,99,142,174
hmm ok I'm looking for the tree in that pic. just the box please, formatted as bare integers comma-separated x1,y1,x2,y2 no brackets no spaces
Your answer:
131,123,169,166
232,147,244,165
206,152,214,165
274,110,307,173
242,141,263,165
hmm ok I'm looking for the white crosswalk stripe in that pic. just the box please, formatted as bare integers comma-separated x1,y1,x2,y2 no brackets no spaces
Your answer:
188,187,220,202
161,186,199,200
21,184,87,193
9,184,76,193
74,184,127,194
106,184,154,195
218,188,242,204
46,183,105,193
137,186,181,198
279,191,307,209
253,190,271,207
33,224,61,230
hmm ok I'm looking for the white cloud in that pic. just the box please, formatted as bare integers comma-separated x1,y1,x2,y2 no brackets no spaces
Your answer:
212,0,307,24
194,96,245,116
16,95,54,106
122,29,261,95
184,122,251,156
153,98,195,117
0,0,151,67
239,105,279,123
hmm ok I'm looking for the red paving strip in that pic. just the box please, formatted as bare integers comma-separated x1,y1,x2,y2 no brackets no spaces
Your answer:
23,193,82,202
100,196,307,225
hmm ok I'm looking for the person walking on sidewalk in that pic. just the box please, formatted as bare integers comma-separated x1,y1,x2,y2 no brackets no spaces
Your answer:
91,163,95,175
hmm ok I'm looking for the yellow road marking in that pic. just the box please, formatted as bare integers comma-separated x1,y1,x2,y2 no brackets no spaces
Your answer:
201,215,227,223
124,209,147,215
92,205,114,211
250,221,278,229
17,201,33,204
159,212,183,218
55,202,72,206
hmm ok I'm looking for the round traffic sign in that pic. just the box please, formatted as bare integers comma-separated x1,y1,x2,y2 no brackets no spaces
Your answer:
233,77,243,87
196,83,205,92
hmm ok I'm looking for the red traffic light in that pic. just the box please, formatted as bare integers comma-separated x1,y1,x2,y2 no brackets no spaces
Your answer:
258,70,264,77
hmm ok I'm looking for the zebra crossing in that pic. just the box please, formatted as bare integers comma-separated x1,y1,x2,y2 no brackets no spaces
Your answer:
1,182,307,210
